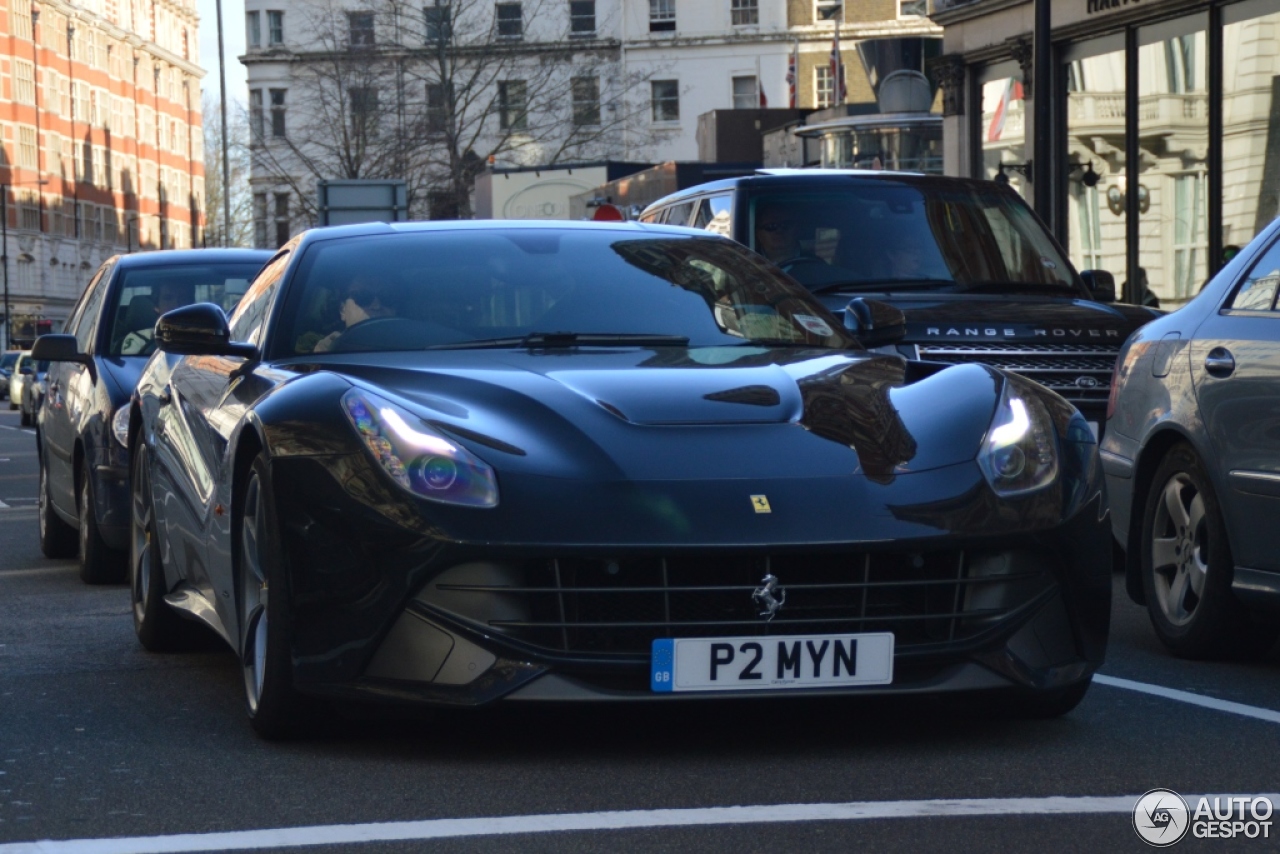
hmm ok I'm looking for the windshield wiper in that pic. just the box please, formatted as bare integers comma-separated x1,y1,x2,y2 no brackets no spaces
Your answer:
809,278,957,295
955,281,1082,295
423,332,691,351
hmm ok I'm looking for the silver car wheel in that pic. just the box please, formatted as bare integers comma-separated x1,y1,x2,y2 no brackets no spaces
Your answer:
241,473,269,713
1150,472,1209,627
130,447,153,615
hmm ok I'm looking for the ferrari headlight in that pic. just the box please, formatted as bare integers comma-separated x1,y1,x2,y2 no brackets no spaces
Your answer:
342,389,498,508
111,406,131,449
977,381,1059,497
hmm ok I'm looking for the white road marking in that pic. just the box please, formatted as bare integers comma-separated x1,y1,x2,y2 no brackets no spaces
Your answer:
1,794,1276,853
0,565,77,577
1096,674,1280,724
0,499,9,508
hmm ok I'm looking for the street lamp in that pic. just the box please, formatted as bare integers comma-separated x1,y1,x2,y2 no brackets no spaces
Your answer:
2,179,49,351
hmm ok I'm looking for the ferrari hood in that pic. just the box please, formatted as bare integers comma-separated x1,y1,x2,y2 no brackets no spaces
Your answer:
326,348,1004,482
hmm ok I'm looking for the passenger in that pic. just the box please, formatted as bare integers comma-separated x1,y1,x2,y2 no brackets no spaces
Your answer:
120,282,194,355
885,232,929,279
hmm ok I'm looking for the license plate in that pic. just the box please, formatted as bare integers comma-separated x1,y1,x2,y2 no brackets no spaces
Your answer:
651,632,894,693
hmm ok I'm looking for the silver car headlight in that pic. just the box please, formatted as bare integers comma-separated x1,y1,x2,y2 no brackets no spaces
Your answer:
977,380,1059,497
342,388,499,508
111,406,131,448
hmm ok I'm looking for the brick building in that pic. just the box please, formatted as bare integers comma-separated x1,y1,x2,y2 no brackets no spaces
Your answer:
1,0,205,347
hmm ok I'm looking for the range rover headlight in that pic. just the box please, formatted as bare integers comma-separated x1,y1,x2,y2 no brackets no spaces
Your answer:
111,406,131,449
342,389,499,508
977,380,1059,497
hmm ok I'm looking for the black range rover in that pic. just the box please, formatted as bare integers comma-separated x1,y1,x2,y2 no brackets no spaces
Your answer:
640,171,1161,437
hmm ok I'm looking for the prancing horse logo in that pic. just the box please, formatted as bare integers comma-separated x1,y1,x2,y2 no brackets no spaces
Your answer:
752,573,786,621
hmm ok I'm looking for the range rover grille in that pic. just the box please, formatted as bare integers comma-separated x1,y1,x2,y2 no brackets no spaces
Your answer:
916,342,1121,406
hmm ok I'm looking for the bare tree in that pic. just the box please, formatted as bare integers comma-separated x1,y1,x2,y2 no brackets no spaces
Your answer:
202,92,255,247
251,0,660,221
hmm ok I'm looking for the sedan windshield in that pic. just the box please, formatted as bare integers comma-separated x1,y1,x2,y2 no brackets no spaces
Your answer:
748,180,1079,294
279,229,858,355
107,263,264,356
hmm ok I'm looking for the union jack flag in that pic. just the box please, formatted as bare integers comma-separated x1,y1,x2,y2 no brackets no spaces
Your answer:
830,27,847,104
786,43,798,108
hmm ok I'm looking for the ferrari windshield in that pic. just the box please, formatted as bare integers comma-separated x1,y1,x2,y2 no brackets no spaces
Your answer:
747,180,1079,294
280,229,858,355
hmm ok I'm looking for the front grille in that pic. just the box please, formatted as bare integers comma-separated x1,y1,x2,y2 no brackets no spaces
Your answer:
429,551,1052,657
916,342,1120,406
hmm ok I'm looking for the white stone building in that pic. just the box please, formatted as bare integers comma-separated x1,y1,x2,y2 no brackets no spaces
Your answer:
241,0,940,244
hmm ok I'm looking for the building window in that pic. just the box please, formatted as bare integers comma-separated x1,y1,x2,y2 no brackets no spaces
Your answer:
268,11,284,45
730,0,758,26
270,89,287,136
349,12,375,47
496,3,522,39
253,193,268,248
570,1,595,36
815,65,839,108
1173,172,1207,300
20,203,40,231
14,60,35,105
274,193,291,246
246,11,261,47
651,79,679,122
350,87,379,135
898,0,928,16
732,75,759,109
650,0,675,32
498,80,527,130
425,2,452,42
18,126,37,169
815,0,841,23
427,82,452,132
572,76,600,126
250,89,265,143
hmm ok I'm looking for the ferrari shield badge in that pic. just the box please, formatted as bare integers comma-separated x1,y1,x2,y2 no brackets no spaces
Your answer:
750,494,772,513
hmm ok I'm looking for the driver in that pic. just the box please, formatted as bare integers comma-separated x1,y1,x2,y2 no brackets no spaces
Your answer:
312,276,399,353
754,203,803,264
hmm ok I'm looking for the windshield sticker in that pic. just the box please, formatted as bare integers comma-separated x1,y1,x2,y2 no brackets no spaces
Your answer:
1041,258,1058,269
793,314,834,337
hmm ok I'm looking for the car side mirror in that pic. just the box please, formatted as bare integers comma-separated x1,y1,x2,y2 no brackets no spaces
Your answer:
1081,270,1116,303
844,297,907,348
156,303,259,359
31,334,92,366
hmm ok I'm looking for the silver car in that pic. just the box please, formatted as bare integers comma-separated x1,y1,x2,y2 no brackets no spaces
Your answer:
7,351,32,411
1102,217,1280,659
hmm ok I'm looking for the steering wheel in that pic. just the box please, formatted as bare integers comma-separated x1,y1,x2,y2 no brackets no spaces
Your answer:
777,255,830,277
329,317,465,352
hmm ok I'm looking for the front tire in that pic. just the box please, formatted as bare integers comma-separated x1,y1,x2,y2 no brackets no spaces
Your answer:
1141,443,1278,659
78,461,126,585
238,454,307,739
38,454,77,558
130,442,201,650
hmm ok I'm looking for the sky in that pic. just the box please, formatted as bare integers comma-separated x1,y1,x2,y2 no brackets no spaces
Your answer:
196,0,249,107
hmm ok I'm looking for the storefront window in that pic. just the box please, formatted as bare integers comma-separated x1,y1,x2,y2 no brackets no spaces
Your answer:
978,62,1026,197
1222,3,1280,259
1064,39,1126,287
1138,16,1208,307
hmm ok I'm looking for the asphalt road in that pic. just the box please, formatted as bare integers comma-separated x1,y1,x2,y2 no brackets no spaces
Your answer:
2,406,1279,853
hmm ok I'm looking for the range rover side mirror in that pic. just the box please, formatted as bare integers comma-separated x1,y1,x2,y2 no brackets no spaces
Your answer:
844,297,907,348
156,303,258,359
31,334,91,366
1081,270,1116,303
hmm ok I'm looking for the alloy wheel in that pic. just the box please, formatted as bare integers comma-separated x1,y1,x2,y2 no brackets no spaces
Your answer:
1150,472,1209,626
240,474,270,713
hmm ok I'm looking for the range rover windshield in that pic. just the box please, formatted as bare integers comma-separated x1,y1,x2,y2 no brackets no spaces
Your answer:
747,180,1080,296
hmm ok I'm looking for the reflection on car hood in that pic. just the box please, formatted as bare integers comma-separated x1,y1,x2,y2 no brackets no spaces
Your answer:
100,356,152,407
814,293,1159,344
325,348,1003,483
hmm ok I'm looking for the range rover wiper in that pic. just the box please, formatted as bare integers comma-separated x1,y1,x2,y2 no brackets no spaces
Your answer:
955,281,1082,296
809,278,957,295
423,332,691,350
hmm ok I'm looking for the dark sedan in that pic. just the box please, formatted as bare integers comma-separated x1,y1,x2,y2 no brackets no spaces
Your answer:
1103,218,1280,659
32,249,273,583
128,221,1110,738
